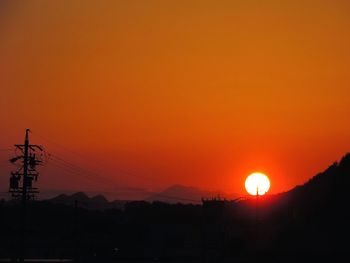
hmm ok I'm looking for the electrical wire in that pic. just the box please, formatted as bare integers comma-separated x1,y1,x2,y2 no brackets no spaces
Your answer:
48,154,121,185
48,158,118,187
0,148,12,151
47,153,199,203
33,131,153,181
11,130,203,203
47,157,202,203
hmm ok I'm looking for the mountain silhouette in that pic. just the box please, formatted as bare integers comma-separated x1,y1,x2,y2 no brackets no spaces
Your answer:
47,185,237,208
2,154,350,261
234,153,350,257
49,191,126,210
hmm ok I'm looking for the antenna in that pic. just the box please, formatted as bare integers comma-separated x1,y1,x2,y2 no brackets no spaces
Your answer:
255,186,259,222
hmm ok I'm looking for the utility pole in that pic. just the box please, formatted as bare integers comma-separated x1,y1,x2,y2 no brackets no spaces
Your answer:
8,129,44,262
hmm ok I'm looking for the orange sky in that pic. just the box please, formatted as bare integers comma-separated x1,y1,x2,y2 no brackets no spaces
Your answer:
1,0,350,198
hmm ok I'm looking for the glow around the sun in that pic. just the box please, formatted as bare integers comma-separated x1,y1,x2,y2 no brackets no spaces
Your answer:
245,172,270,196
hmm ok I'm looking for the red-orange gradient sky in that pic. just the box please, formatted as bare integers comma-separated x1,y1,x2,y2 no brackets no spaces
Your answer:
1,0,350,198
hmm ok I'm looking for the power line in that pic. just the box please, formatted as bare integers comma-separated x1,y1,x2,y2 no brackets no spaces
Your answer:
7,153,203,203
33,131,153,181
0,148,13,151
48,153,121,186
48,159,119,189
5,131,204,203
142,192,202,203
47,157,202,203
32,132,82,158
33,130,150,183
32,131,203,203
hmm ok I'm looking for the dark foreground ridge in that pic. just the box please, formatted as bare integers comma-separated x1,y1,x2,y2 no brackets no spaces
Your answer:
1,153,350,262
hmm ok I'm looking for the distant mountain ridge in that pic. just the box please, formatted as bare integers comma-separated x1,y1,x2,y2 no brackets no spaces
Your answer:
47,184,238,209
3,153,350,260
47,153,350,211
49,192,127,210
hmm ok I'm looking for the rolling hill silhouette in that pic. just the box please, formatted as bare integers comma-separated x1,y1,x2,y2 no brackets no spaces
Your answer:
2,153,350,261
235,153,350,258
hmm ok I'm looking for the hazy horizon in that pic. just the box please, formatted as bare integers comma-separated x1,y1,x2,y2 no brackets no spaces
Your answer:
1,0,350,198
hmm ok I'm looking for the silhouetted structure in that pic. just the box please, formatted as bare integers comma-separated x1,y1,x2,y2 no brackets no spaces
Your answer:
7,129,44,263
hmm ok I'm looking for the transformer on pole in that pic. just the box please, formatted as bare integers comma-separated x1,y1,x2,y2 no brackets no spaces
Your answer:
9,129,44,200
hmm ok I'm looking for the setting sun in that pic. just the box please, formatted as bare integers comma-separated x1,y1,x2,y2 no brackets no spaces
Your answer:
245,172,270,196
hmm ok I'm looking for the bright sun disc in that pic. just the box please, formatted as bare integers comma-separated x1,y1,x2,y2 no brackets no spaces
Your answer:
245,172,270,196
